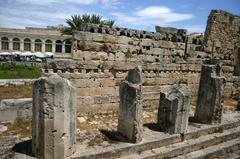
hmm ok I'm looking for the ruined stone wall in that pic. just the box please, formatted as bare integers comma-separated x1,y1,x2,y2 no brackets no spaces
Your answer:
45,20,237,113
205,10,240,76
205,10,240,52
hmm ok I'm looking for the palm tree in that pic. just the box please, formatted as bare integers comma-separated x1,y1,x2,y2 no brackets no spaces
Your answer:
66,15,82,30
89,14,102,24
101,20,116,28
62,14,116,34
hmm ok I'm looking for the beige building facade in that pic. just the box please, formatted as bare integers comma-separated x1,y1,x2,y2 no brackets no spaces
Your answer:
0,27,72,58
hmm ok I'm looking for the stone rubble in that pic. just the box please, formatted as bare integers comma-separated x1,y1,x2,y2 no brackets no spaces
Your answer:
0,124,8,133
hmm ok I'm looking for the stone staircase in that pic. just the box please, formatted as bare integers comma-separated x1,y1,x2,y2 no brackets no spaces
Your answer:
121,126,240,159
71,112,240,159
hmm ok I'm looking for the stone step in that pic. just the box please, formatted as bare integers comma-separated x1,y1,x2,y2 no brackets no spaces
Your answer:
118,126,240,159
213,148,240,159
173,138,240,159
218,153,240,159
72,116,240,159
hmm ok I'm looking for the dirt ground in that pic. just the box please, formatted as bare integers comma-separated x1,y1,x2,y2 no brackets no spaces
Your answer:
0,84,32,99
0,98,238,147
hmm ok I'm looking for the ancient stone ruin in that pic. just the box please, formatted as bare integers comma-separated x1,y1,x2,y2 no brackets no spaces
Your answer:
40,10,239,115
32,73,76,159
195,59,225,124
117,66,143,143
0,9,239,159
158,84,190,134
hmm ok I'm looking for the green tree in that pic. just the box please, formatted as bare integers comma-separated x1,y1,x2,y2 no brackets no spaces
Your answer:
102,20,115,28
62,14,116,34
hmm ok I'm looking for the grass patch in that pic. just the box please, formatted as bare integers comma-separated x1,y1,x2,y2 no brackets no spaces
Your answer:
0,63,41,79
214,126,224,133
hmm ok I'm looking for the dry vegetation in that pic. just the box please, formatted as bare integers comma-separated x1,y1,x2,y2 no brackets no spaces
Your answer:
0,84,32,99
0,98,238,147
0,117,32,141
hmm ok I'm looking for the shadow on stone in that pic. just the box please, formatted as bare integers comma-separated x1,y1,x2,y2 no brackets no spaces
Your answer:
100,129,129,143
237,104,240,111
13,139,33,157
143,123,162,132
189,116,196,123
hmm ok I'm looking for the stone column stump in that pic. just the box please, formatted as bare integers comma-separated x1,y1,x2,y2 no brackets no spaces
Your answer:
32,73,76,159
117,66,143,143
158,84,190,134
195,59,225,124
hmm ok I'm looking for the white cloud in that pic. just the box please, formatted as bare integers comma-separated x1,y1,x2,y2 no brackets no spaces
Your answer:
74,0,119,5
15,0,58,5
0,2,82,28
0,0,120,28
0,2,193,31
67,0,98,5
0,15,48,28
135,6,171,17
21,0,121,7
112,6,194,30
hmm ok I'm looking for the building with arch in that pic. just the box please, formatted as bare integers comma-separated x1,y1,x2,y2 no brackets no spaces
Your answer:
0,26,72,58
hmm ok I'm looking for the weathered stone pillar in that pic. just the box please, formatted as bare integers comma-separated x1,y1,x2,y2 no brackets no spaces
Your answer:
195,59,225,124
117,66,143,143
158,84,190,134
32,73,76,159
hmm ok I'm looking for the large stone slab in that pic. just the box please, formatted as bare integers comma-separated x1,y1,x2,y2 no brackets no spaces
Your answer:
158,84,190,134
195,59,225,124
117,66,143,143
32,73,76,159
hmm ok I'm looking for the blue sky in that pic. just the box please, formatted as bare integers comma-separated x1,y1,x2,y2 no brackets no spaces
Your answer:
0,0,239,33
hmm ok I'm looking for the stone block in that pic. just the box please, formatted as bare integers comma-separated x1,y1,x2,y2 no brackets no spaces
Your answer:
159,40,175,49
32,73,76,159
115,52,126,61
157,84,190,134
92,33,104,42
118,36,132,45
140,39,152,46
195,59,225,124
117,66,143,143
155,26,178,34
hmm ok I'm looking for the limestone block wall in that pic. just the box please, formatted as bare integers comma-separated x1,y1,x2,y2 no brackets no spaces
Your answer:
205,10,240,76
45,22,237,113
205,10,240,52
